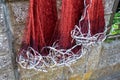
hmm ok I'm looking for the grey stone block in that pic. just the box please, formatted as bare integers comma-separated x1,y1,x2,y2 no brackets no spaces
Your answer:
0,54,12,69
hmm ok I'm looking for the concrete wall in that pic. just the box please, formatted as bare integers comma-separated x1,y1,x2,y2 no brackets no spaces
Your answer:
0,0,119,80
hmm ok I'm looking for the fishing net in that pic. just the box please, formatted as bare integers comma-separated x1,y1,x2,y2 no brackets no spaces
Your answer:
17,0,107,72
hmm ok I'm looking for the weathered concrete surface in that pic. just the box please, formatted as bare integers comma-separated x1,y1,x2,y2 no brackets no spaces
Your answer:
90,41,120,80
0,0,119,80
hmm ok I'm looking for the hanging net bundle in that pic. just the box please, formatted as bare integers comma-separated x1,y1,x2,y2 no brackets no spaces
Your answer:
17,0,106,72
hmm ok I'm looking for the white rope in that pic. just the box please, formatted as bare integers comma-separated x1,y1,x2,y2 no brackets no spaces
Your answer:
17,43,82,72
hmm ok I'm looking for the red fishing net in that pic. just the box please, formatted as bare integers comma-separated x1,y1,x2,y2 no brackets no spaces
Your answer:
17,0,106,72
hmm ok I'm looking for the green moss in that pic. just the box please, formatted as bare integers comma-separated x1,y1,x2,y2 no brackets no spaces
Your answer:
105,12,120,42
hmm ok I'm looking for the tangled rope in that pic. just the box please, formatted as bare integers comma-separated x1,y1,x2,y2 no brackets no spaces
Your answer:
17,43,83,72
71,25,107,46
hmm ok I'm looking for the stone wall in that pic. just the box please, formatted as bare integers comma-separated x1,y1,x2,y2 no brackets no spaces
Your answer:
0,0,119,80
0,1,15,80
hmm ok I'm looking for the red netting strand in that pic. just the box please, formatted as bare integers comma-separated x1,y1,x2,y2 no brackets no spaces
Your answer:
20,0,58,56
59,0,84,49
17,0,107,72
